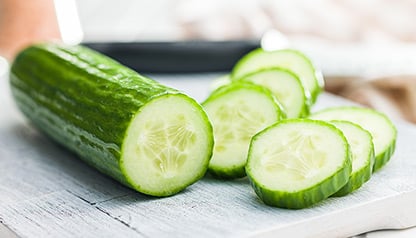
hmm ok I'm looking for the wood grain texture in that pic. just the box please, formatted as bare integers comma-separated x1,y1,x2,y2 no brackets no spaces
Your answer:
1,73,416,238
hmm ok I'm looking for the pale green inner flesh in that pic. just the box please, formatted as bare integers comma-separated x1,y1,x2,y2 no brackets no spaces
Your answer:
233,50,316,99
310,109,395,156
204,89,279,170
121,95,211,193
248,123,347,191
243,70,305,118
331,121,373,172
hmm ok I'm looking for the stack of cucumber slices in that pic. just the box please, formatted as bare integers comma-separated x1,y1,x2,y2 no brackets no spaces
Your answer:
203,48,397,209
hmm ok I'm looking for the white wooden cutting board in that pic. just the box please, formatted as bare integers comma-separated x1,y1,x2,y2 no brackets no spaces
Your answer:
0,73,415,238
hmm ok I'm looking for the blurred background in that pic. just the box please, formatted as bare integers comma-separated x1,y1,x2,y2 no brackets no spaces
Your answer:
73,0,416,123
76,0,416,44
2,0,416,123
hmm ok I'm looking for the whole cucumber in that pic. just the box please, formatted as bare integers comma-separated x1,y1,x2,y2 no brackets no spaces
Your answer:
10,43,214,197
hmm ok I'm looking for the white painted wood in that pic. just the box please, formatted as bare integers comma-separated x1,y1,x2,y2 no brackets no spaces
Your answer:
1,73,416,237
0,223,18,238
0,191,140,238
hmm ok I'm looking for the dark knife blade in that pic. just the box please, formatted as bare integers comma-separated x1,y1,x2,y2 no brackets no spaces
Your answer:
83,40,259,73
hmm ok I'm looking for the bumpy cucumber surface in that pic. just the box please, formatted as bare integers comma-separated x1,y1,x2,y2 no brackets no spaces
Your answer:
10,43,214,196
330,121,375,196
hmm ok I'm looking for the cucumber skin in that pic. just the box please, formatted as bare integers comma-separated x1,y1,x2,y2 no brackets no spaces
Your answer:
249,161,350,209
10,43,211,196
209,165,246,179
333,148,374,197
309,106,397,172
373,139,396,172
249,160,351,209
246,119,352,209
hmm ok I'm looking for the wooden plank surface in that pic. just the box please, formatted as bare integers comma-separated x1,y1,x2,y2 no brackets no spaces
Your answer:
1,73,416,237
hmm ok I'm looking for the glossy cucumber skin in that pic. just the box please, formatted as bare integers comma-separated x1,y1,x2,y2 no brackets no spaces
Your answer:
9,43,182,188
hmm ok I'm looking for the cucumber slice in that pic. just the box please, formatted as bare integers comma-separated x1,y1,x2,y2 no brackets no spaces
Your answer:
239,67,309,118
309,107,397,172
330,121,375,196
10,43,214,197
122,94,213,196
202,83,285,178
231,48,324,104
209,74,231,92
246,119,351,209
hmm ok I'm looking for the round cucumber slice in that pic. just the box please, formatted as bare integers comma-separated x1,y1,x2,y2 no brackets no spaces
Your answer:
330,121,375,196
246,119,351,209
309,107,397,172
239,67,309,118
121,94,214,196
202,83,285,179
231,48,324,104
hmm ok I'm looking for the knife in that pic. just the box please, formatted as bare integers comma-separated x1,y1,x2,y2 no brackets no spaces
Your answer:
83,40,260,73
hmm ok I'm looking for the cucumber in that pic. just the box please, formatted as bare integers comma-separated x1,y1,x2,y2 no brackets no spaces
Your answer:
231,48,324,104
246,119,351,209
209,74,231,92
239,67,309,118
202,83,285,178
330,121,375,196
9,43,214,197
309,107,397,172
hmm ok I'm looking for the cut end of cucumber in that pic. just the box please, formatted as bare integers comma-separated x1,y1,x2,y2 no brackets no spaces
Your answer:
203,83,283,178
309,106,397,172
249,121,348,191
240,68,308,118
246,119,351,208
121,94,213,196
231,48,322,104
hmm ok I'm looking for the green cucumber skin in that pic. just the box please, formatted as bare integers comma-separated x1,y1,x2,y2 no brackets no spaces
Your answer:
333,149,374,197
309,106,397,172
209,165,246,179
246,119,352,209
373,139,396,172
249,161,350,209
10,43,210,195
330,121,375,197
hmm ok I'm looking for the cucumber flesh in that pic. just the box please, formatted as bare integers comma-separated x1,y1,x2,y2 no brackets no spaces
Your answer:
209,74,231,92
330,121,375,196
309,107,397,172
231,48,323,103
246,119,351,209
122,94,213,196
239,68,309,118
203,83,284,178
